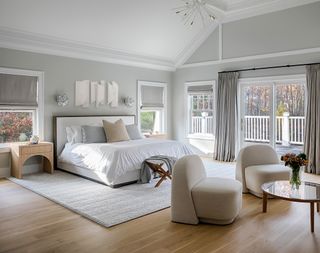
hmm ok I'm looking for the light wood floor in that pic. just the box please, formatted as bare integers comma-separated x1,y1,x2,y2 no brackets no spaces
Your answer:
1,174,320,253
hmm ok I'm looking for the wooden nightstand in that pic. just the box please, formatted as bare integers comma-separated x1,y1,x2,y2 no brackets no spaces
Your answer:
10,142,54,179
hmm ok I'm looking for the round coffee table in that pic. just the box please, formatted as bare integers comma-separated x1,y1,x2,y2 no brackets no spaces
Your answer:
261,181,320,233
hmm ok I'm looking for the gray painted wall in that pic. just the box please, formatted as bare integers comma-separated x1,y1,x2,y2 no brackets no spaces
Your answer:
1,2,320,151
173,53,320,141
173,2,320,146
186,1,320,63
0,48,173,141
223,2,320,59
174,54,320,144
185,27,220,64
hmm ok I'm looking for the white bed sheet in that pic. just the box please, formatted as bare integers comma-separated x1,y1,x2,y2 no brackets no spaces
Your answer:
58,139,194,183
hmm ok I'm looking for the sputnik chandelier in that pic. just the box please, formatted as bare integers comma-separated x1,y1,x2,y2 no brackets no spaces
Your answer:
174,0,216,26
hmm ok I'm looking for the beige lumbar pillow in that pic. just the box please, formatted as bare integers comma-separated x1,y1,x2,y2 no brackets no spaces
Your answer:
102,119,130,142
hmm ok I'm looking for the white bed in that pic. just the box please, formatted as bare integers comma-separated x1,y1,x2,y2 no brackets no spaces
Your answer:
54,115,194,187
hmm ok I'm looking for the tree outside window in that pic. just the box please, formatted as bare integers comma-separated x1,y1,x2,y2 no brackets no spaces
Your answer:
0,111,33,143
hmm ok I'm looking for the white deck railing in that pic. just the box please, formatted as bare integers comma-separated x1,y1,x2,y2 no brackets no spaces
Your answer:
191,115,305,145
191,116,214,134
244,116,270,142
244,115,305,145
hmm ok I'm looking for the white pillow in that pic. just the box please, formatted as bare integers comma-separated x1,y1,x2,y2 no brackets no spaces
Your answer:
66,126,83,144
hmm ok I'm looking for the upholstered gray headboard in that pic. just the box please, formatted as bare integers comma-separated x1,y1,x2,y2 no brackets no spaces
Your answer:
53,115,135,160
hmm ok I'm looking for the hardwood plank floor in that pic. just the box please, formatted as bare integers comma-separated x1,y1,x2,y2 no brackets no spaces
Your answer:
1,175,320,253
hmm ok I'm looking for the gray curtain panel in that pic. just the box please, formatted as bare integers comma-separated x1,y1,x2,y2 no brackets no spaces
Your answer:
0,73,38,106
214,72,239,162
304,64,320,174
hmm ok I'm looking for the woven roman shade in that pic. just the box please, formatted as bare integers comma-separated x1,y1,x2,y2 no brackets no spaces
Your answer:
0,73,38,106
141,85,164,108
187,84,213,94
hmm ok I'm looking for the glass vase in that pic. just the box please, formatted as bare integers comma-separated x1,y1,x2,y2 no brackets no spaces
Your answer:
290,165,301,190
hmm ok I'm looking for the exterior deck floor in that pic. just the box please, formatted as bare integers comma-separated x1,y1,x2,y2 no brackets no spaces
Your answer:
244,141,303,155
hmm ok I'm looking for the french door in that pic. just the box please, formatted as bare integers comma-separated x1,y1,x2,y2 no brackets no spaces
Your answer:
239,75,306,155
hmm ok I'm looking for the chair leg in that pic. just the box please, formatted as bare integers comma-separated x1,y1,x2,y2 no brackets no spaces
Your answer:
155,176,166,187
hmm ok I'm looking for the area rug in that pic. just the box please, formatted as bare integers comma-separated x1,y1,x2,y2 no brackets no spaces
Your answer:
203,159,235,179
9,160,235,228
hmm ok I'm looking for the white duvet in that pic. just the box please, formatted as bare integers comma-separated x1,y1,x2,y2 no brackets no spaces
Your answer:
58,139,194,182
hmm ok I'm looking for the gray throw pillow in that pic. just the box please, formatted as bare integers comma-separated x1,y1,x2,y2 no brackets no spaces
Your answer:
126,124,144,140
81,125,107,143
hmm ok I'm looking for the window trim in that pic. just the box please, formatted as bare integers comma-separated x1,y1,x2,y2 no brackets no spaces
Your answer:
0,67,44,141
184,80,216,140
137,80,167,134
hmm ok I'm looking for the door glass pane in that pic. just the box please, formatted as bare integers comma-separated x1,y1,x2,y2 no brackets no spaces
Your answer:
243,85,272,145
275,83,305,155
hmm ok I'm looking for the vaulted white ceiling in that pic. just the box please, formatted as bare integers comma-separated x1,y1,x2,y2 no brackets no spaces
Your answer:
0,0,318,71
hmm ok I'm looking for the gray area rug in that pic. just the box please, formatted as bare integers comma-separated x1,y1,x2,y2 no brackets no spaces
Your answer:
9,160,235,228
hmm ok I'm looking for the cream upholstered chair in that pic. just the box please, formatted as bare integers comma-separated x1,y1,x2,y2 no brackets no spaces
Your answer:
171,155,242,225
236,144,290,197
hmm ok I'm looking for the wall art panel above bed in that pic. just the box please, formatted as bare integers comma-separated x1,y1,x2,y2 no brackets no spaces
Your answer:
75,80,119,108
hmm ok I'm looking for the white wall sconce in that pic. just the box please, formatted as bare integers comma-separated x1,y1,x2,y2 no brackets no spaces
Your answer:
56,93,69,107
122,96,135,107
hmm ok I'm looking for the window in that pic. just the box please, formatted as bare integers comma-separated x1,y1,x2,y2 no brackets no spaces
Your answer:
138,81,167,134
239,75,306,155
186,81,215,139
0,68,44,143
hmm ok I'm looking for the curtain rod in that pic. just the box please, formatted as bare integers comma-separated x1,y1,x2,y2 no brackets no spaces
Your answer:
218,62,320,74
